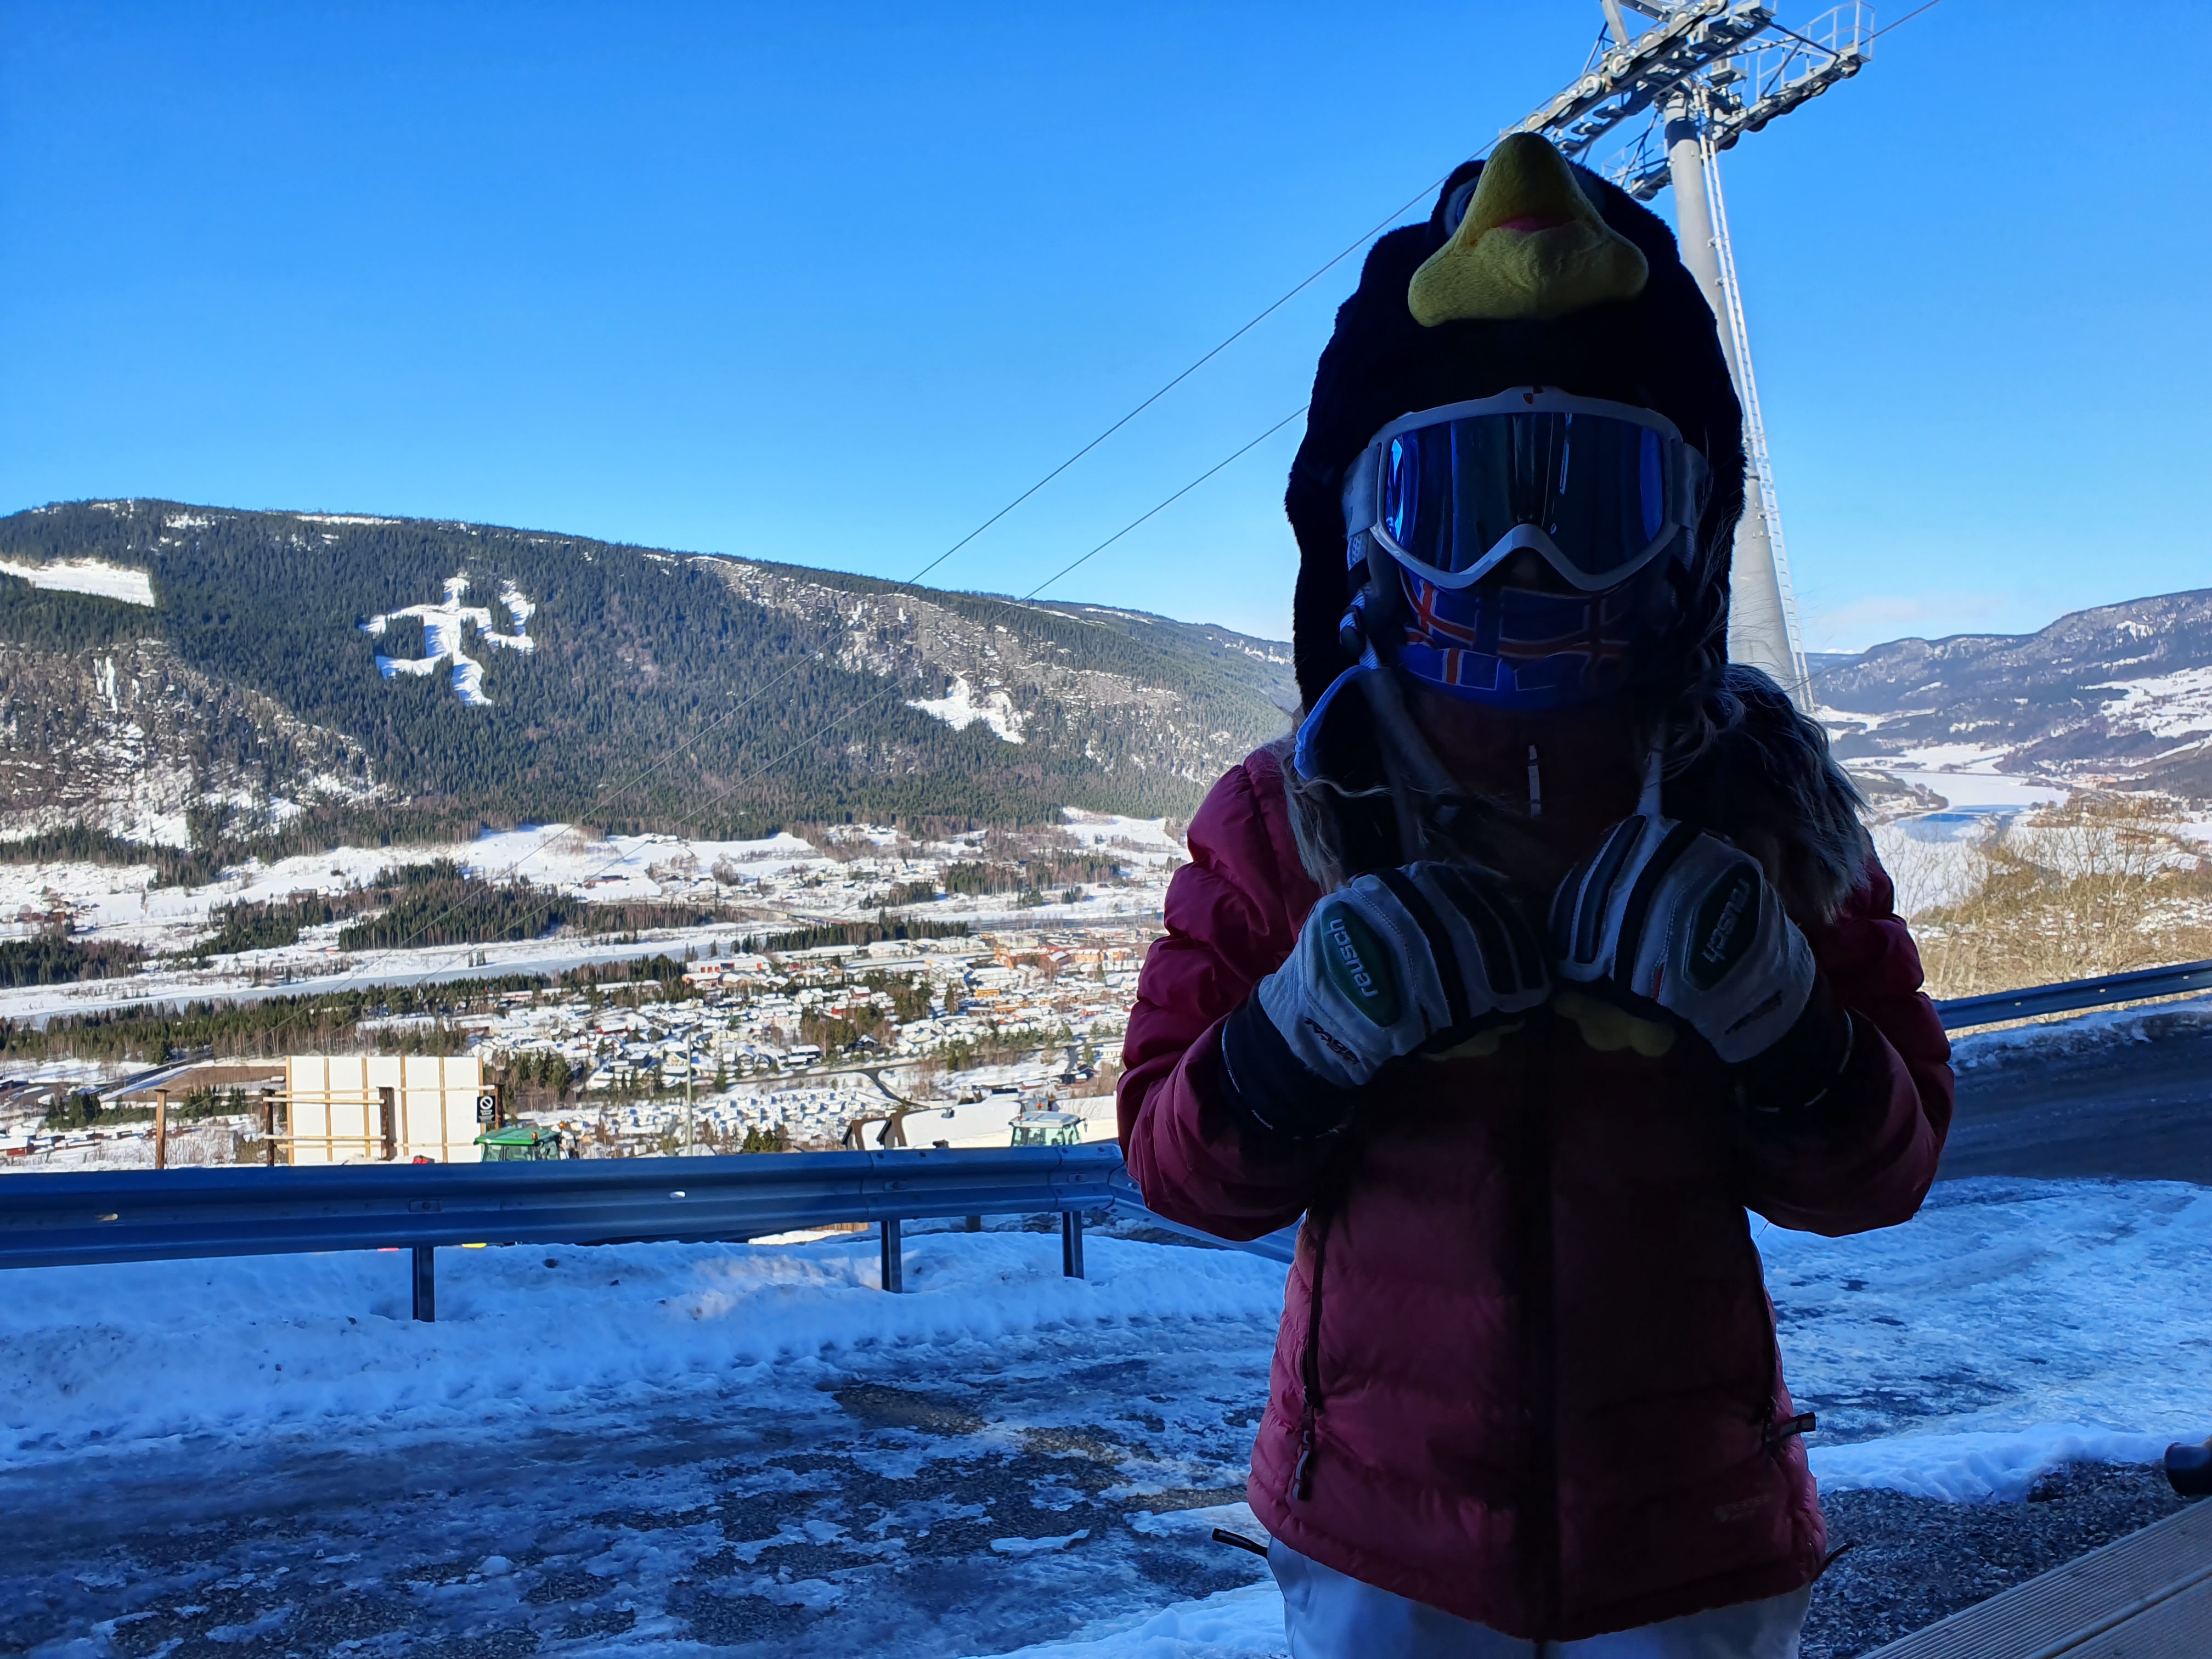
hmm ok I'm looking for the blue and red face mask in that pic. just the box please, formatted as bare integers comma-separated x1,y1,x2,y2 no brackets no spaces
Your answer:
1388,560,1679,710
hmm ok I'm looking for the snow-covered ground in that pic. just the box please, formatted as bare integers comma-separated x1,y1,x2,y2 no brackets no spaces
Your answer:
0,814,1180,1028
0,554,156,606
362,572,537,706
4,1178,2208,1656
910,675,1026,744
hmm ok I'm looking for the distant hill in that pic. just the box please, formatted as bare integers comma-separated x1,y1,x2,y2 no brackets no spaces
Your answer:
1812,589,2212,802
0,500,1296,849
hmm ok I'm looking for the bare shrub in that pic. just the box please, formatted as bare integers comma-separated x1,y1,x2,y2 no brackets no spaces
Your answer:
1910,794,2212,997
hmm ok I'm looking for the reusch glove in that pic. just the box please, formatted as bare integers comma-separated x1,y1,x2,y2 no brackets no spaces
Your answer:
1549,816,1814,1066
1218,863,1549,1137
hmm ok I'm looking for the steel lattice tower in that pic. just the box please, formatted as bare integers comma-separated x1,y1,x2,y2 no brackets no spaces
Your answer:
1514,1,1874,708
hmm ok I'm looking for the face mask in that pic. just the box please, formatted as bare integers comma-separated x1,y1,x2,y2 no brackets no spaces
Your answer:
1385,560,1680,711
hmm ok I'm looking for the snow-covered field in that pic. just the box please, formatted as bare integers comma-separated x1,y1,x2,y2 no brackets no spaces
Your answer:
0,812,1180,1028
0,554,156,607
5,1177,2208,1657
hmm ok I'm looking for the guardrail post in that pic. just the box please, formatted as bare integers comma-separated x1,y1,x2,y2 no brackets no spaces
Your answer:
1062,1210,1085,1280
879,1216,904,1293
154,1090,168,1170
411,1245,435,1322
380,1087,398,1162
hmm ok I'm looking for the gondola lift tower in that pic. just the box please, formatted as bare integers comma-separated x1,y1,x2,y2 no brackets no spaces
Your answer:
1514,1,1876,707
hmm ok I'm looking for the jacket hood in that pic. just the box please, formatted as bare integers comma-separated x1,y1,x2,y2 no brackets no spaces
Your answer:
1286,150,1747,714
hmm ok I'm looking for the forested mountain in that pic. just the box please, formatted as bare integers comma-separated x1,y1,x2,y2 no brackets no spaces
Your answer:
0,500,1295,848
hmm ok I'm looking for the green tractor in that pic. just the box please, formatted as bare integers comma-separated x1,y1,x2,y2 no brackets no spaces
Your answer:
1009,1109,1084,1149
475,1124,572,1162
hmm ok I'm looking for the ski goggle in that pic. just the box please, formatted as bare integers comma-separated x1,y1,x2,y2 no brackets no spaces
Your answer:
1342,389,1710,594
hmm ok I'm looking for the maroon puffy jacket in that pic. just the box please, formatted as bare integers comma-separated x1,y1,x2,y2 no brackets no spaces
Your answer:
1119,747,1954,1641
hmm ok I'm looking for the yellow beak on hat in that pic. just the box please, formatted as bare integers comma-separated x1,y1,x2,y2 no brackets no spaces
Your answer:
1408,133,1649,326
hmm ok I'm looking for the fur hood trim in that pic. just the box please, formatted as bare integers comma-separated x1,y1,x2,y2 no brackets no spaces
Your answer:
1281,664,1870,927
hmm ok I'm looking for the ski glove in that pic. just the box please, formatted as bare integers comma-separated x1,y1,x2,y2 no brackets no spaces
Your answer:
1217,864,1549,1138
1549,816,1814,1066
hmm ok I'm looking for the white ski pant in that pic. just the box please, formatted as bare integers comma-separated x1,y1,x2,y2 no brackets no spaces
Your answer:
1270,1539,1810,1659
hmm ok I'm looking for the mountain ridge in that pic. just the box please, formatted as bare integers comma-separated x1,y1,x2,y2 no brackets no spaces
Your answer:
8,496,2208,863
1812,588,2212,800
0,499,1296,850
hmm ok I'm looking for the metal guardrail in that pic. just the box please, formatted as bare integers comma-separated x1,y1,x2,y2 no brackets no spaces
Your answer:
0,1144,1297,1316
1934,958,2212,1031
0,1144,1121,1268
10,957,2207,1312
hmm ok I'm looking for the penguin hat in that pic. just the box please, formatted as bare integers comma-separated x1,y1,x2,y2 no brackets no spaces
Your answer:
1285,134,1748,723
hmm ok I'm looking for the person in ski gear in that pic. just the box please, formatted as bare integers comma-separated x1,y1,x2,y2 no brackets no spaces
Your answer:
1119,134,1954,1655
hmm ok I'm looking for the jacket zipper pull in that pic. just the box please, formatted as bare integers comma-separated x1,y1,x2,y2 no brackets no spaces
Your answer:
1293,1405,1319,1500
1765,1411,1816,1449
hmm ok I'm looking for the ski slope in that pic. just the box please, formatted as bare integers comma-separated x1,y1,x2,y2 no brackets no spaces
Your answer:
4,1177,2210,1656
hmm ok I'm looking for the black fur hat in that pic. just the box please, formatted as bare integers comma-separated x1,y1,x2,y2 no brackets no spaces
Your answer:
1284,155,1748,713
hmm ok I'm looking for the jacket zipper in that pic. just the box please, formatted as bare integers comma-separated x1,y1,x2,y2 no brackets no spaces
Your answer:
1525,1025,1561,1630
1750,1234,1816,1454
1292,1206,1331,1502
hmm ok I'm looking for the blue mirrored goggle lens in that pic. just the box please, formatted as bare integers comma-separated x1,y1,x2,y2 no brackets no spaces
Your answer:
1379,414,1674,578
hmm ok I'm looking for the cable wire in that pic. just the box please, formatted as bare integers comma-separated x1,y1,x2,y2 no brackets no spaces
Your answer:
1873,0,1945,38
897,173,1452,591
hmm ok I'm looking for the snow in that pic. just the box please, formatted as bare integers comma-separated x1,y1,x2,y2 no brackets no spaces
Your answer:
8,1180,2207,1497
1063,810,1183,853
2092,664,2212,741
0,556,155,607
360,573,535,707
1763,1178,2212,1499
0,823,841,1024
0,1231,1285,1469
911,675,1028,743
1946,994,2212,1071
1877,770,2068,812
5,1175,2211,1652
992,1529,1090,1556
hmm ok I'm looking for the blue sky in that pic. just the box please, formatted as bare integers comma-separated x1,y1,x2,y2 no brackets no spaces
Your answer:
3,2,2205,651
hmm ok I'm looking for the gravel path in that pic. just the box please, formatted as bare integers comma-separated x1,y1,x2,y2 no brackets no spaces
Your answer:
1803,1464,2194,1657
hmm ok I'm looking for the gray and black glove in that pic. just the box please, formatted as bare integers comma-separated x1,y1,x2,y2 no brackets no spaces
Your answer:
1218,863,1549,1138
1549,815,1814,1065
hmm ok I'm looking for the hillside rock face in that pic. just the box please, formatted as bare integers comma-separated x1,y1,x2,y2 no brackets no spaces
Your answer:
0,639,380,844
0,500,1295,844
1815,590,2212,798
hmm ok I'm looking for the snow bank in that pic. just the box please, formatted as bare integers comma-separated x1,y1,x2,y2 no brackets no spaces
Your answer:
0,1230,1286,1471
1762,1178,2212,1491
1813,1426,2175,1504
5,1177,2206,1520
1948,994,2212,1071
